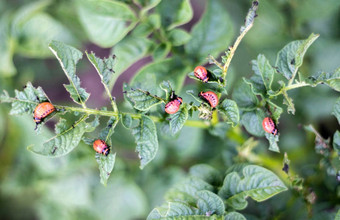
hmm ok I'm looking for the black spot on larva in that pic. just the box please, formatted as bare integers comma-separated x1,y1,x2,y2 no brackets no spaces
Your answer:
290,59,295,65
253,1,259,6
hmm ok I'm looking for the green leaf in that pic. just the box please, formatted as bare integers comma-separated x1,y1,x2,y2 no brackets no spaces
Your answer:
166,202,198,217
86,115,100,133
169,104,189,135
131,115,159,169
189,164,222,186
76,0,137,48
265,133,280,153
148,13,161,29
218,165,287,210
14,12,75,58
333,97,340,124
160,81,173,101
168,28,192,46
232,82,259,110
86,51,117,109
147,205,168,220
186,90,203,103
185,0,233,62
311,68,340,92
156,0,193,30
125,87,164,111
253,54,275,91
218,99,239,127
241,109,266,137
162,202,199,218
275,33,319,80
10,1,75,58
96,153,116,186
196,190,225,216
165,177,214,205
130,57,189,97
243,71,266,97
149,215,222,220
267,100,283,122
333,131,340,157
224,212,246,220
152,42,171,61
111,35,152,90
0,14,16,76
86,51,115,88
121,114,133,129
93,175,149,219
0,82,49,115
49,40,89,106
336,208,340,220
28,115,89,157
133,0,161,15
99,117,117,144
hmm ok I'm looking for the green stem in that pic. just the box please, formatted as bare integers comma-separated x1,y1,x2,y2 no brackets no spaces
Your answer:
285,81,310,90
287,71,298,86
271,81,311,97
222,22,254,80
54,104,209,128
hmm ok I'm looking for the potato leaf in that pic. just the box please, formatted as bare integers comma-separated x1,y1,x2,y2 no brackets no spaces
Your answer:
218,99,240,127
125,87,164,111
276,33,319,80
131,115,159,169
28,115,89,157
218,165,287,210
0,82,49,115
49,40,89,106
169,104,189,135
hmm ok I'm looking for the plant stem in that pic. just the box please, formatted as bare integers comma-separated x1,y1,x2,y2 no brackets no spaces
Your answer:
285,81,310,90
222,18,254,79
271,81,311,97
54,104,210,129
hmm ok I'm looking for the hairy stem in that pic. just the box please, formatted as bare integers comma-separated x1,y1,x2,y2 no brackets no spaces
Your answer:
54,104,210,129
271,81,311,97
222,23,253,77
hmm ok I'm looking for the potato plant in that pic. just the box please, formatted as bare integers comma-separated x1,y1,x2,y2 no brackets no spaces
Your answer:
0,0,339,219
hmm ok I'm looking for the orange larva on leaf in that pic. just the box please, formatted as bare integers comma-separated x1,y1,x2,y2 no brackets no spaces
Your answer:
165,97,183,114
199,91,219,108
93,139,110,156
33,102,55,124
194,66,209,82
262,117,278,135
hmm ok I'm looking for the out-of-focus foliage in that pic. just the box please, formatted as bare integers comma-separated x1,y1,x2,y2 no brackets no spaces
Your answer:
0,0,340,219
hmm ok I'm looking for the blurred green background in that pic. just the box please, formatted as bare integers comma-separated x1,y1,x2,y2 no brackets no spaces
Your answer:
0,0,339,219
